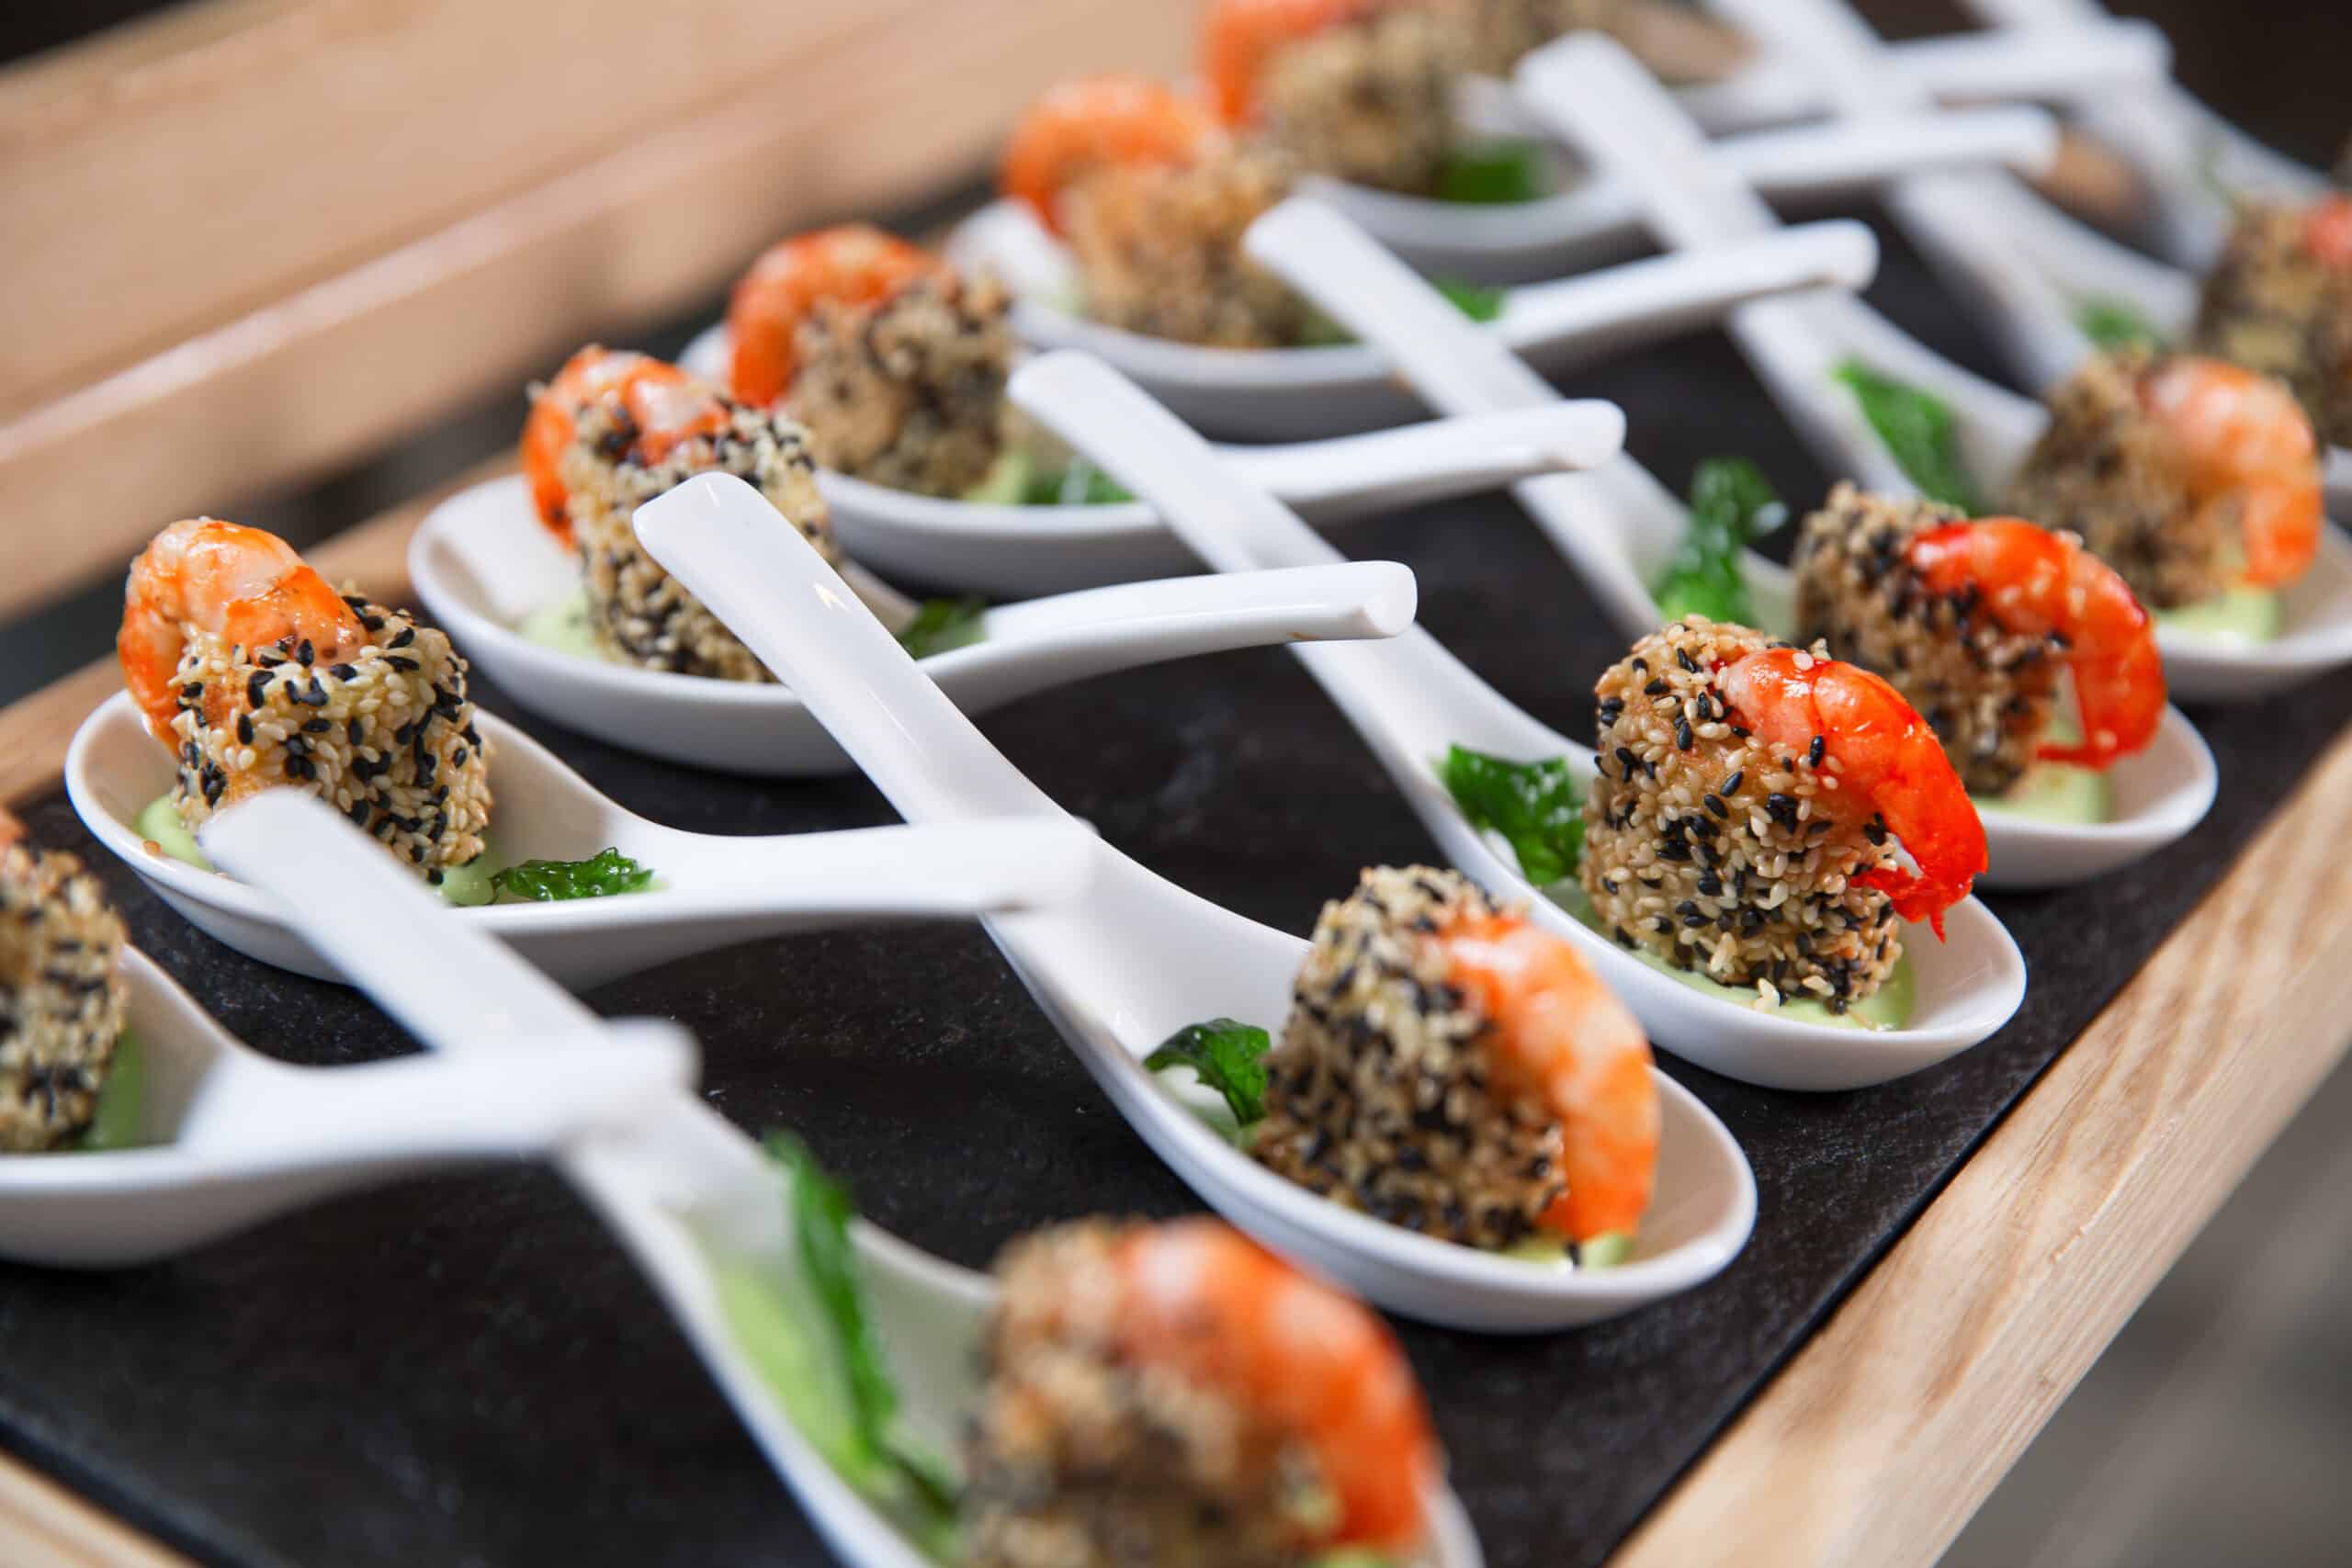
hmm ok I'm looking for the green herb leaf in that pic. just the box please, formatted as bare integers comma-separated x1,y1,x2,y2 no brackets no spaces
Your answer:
1433,277,1508,323
897,597,988,660
763,1134,963,1552
1438,744,1585,886
490,847,655,902
1655,457,1784,625
2077,296,2166,352
1832,360,1984,513
1434,140,1550,205
1145,1019,1272,1126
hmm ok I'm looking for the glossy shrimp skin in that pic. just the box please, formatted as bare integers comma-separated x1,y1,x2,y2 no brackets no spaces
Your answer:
119,519,367,743
1718,648,1987,938
520,346,729,547
725,225,939,407
998,73,1217,235
2301,194,2352,268
1108,1218,1435,1552
1202,0,1383,122
2138,355,2324,590
1438,914,1657,1243
1907,518,2165,771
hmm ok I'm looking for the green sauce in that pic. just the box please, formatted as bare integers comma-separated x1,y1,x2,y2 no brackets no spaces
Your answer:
1548,879,1917,1031
74,1031,146,1152
137,792,500,907
1972,704,2114,824
515,588,613,663
2158,585,2283,643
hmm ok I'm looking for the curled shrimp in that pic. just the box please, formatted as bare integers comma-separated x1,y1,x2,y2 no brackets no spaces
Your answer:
520,346,730,547
1718,648,1986,938
1108,1218,1436,1551
998,73,1218,235
1438,914,1657,1243
2138,355,2323,589
1907,518,2165,771
2302,193,2352,268
119,519,367,743
726,225,940,408
1202,0,1382,123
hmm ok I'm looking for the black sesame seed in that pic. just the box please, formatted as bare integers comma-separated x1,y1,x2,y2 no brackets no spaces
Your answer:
1720,769,1744,795
1809,734,1826,767
301,718,331,734
389,626,417,650
330,662,358,682
1676,646,1699,673
1703,793,1728,818
236,715,254,745
296,639,314,666
246,671,273,706
384,655,421,672
1675,718,1694,751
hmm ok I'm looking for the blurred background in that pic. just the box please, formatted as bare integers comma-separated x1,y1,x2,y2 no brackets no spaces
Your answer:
3,1,2346,1563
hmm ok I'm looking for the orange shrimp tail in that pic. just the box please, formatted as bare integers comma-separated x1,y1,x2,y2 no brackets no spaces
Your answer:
1906,518,2165,772
1113,1220,1436,1551
1202,0,1385,122
1439,915,1658,1243
999,73,1217,235
2140,356,2323,590
1720,648,1984,938
521,348,726,544
2303,195,2352,269
726,226,939,406
2237,479,2324,588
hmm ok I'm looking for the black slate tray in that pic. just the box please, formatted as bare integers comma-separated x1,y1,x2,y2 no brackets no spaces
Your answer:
5,214,2347,1568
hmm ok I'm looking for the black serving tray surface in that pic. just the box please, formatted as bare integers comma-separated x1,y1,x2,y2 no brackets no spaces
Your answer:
6,215,2347,1568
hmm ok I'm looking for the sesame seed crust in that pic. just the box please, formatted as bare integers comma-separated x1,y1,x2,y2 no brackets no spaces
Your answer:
560,395,835,682
1581,618,1902,1010
2190,201,2352,447
1065,146,1309,349
2002,349,2229,610
965,1219,1311,1568
1793,483,2061,795
0,840,128,1151
1252,865,1565,1250
163,599,492,875
789,272,1014,499
1254,5,1463,195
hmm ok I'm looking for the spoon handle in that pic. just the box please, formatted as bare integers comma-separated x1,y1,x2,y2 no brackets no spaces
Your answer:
632,476,1060,824
205,792,604,1052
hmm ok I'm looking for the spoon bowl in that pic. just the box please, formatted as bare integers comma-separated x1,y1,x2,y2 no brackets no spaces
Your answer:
945,200,1879,438
220,792,1487,1567
65,690,1101,986
0,943,690,1267
636,472,1757,1329
1008,351,2030,1089
412,472,1418,773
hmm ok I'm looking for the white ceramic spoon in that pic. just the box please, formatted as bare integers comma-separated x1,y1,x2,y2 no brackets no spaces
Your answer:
1306,102,2064,285
413,473,1419,774
1960,0,2330,271
947,203,1878,438
1240,197,2218,888
1010,351,2027,1087
215,791,1495,1568
1711,0,2352,514
1511,34,2352,705
0,942,690,1267
637,472,1756,1329
65,691,1099,986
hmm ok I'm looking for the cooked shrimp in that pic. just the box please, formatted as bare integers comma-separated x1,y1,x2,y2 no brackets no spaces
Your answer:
0,807,23,852
520,346,730,547
2302,193,2352,268
999,73,1219,235
1717,648,1987,937
1202,0,1383,122
1109,1218,1435,1551
726,225,940,408
2138,355,2324,589
1906,518,2165,771
1438,914,1657,1243
119,519,367,742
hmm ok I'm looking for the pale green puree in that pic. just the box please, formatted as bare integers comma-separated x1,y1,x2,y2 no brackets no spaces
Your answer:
135,793,501,907
2157,584,2283,642
73,1031,146,1152
516,588,613,664
1971,703,2113,825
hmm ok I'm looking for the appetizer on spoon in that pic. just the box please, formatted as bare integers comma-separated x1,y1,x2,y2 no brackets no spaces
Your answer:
70,518,1102,982
420,343,1430,772
1506,34,2352,703
637,472,1755,1327
955,68,1883,437
0,807,690,1266
220,793,1487,1567
1237,199,2216,886
1009,350,2026,1088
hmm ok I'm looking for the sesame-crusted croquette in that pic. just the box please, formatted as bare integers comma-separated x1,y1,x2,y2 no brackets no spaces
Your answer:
0,817,128,1152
